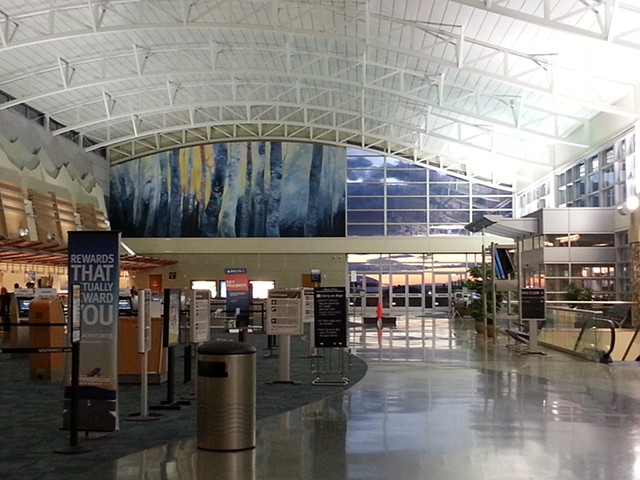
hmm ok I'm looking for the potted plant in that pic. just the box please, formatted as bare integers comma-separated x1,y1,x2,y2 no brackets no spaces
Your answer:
564,282,592,308
465,265,505,336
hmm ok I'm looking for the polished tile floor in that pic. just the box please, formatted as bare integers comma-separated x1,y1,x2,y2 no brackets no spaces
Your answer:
79,316,640,479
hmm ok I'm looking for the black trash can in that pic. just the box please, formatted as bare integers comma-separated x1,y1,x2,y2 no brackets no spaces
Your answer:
197,340,257,451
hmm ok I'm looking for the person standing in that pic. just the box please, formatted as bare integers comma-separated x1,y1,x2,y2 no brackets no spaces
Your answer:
0,287,11,332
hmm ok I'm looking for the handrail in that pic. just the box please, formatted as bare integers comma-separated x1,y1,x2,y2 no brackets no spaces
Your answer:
549,306,602,314
548,302,632,328
573,317,616,363
546,301,633,305
621,323,640,361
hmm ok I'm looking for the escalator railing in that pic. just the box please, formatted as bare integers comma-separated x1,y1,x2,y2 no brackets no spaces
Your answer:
538,306,615,363
620,323,640,361
573,317,615,363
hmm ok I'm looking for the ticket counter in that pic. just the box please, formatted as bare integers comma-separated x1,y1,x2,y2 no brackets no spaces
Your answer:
117,316,166,383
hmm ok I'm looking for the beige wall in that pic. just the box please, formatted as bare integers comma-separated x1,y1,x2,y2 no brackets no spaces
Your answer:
131,252,346,292
124,235,501,292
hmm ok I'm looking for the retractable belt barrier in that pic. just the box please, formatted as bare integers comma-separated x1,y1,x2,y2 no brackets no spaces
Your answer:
0,346,72,354
7,322,67,327
2,321,70,353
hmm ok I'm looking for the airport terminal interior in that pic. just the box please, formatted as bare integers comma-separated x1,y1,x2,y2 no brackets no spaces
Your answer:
3,1,640,479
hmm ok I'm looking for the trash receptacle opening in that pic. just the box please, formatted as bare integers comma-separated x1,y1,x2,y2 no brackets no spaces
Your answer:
197,340,256,451
198,360,228,378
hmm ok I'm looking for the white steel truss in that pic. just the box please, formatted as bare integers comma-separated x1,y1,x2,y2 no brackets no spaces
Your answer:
0,0,637,184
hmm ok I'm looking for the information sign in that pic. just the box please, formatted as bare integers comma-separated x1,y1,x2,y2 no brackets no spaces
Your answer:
190,289,210,343
521,288,546,319
225,268,250,314
163,289,181,347
314,287,347,348
266,289,303,335
138,289,152,353
70,284,81,343
302,288,315,324
34,288,57,297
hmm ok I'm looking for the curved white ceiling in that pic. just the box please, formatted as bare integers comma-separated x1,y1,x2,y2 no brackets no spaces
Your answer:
0,0,639,186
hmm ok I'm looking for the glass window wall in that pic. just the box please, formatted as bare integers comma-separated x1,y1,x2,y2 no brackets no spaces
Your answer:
346,148,513,237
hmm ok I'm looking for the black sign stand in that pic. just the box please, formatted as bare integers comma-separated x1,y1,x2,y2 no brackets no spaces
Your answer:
313,287,347,348
520,288,547,356
151,291,191,410
150,345,190,410
55,289,91,456
311,287,349,386
55,342,92,454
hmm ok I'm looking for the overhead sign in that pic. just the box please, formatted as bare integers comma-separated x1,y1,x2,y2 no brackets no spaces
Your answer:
266,289,303,335
34,288,57,297
314,287,347,348
310,268,321,284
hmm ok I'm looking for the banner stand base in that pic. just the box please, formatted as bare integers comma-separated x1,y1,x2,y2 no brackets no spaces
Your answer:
125,413,161,422
149,403,181,411
312,377,349,386
54,444,92,455
521,350,547,356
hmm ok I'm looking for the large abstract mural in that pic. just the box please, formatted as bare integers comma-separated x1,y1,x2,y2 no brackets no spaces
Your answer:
109,141,346,238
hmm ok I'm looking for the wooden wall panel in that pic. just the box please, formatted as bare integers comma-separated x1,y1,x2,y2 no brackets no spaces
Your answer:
77,202,108,231
0,181,28,239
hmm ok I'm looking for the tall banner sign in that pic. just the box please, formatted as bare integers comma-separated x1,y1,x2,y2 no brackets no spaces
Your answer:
64,231,121,432
225,268,250,314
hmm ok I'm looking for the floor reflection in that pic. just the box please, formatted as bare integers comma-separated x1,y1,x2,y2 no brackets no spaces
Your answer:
77,314,640,480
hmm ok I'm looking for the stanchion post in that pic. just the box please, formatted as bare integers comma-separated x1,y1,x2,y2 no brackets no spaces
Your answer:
278,335,291,382
184,343,192,383
55,284,91,454
126,290,159,422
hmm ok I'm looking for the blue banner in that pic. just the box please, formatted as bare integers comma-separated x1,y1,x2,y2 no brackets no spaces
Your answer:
64,231,121,432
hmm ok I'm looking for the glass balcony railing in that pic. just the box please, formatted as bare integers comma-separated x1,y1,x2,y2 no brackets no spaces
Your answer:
538,306,615,363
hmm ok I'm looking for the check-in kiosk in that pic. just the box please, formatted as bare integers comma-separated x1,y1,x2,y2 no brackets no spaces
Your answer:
29,295,66,381
118,295,134,317
9,288,35,357
117,290,166,384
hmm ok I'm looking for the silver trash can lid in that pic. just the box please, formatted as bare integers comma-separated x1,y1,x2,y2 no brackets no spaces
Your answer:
197,340,257,355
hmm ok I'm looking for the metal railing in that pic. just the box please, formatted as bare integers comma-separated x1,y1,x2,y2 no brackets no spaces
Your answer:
538,306,617,363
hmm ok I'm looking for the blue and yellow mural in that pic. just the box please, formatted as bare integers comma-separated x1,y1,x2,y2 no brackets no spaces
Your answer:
109,141,346,238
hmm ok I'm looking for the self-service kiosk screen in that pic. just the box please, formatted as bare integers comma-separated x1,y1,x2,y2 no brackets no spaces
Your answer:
18,297,33,315
118,296,133,315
